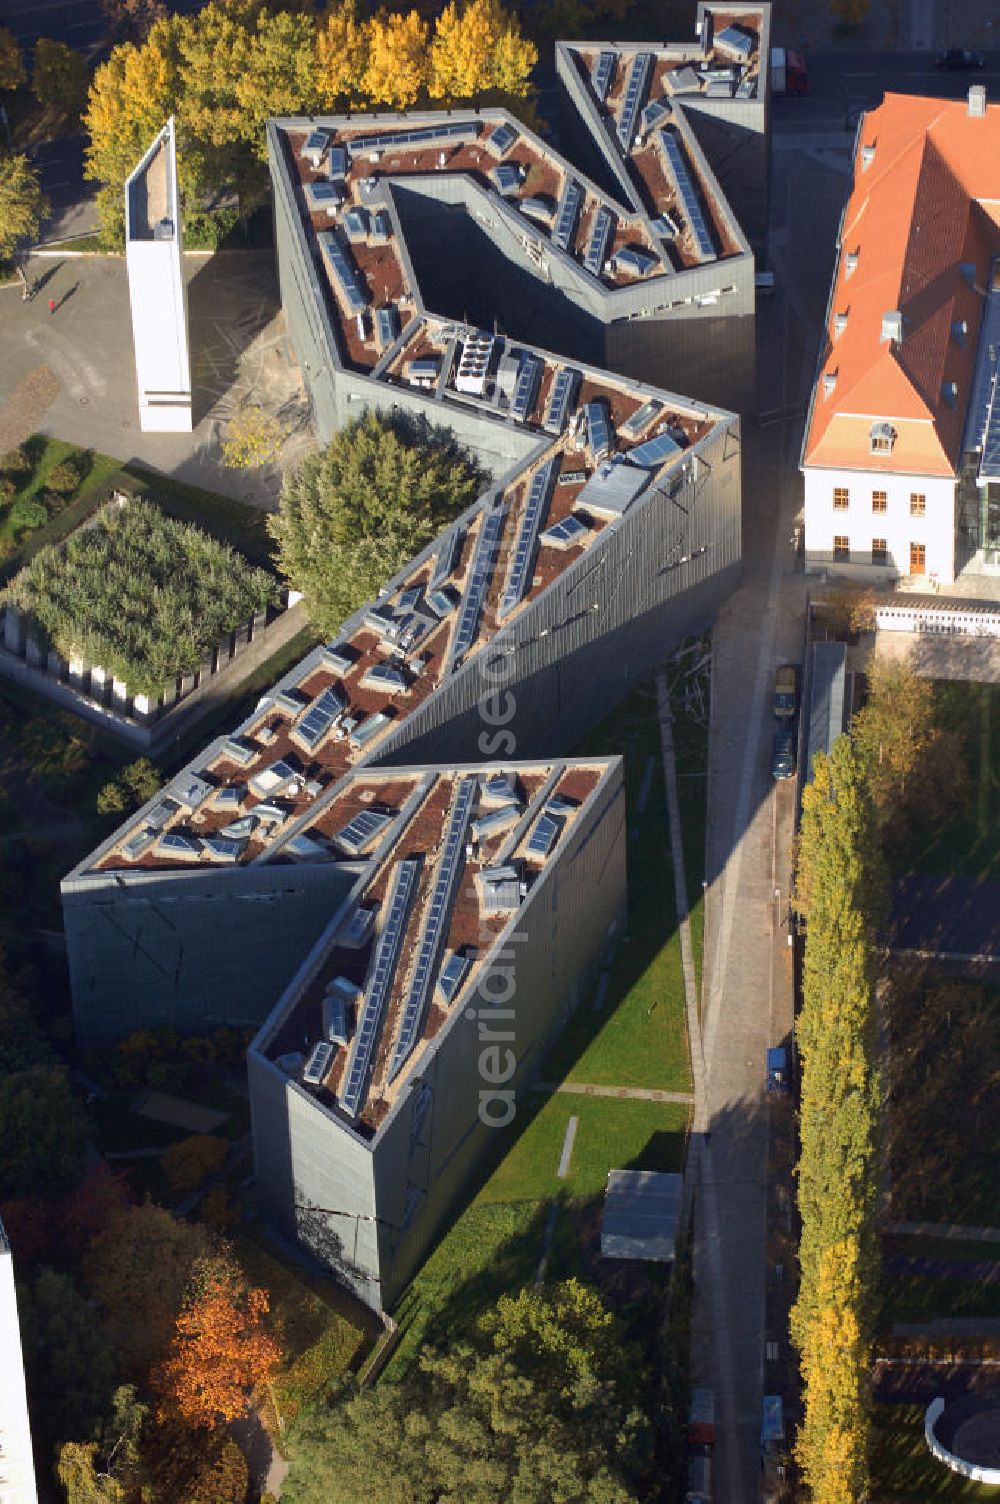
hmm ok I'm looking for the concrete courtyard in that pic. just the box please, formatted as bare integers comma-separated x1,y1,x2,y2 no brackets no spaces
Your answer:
0,249,316,507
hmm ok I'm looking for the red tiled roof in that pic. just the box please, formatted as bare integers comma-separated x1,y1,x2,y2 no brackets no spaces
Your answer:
803,92,1000,476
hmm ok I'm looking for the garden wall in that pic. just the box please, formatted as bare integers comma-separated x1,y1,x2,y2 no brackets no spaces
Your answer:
0,595,305,756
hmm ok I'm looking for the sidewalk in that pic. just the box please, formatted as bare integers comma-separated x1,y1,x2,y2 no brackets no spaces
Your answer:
774,0,998,50
0,252,314,510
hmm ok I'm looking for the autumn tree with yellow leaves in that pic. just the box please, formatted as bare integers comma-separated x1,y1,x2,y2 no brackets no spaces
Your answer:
0,26,26,92
362,9,429,109
429,0,536,102
315,0,369,110
791,735,884,1503
84,16,185,243
84,0,536,243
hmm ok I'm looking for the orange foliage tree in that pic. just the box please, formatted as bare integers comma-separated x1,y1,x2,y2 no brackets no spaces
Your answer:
155,1273,281,1428
161,1133,229,1195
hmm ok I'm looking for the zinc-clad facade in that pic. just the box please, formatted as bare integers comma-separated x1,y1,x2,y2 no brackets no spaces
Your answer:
63,406,738,1046
269,106,757,428
249,758,627,1312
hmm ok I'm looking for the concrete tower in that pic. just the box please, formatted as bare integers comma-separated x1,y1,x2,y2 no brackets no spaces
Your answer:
124,117,193,433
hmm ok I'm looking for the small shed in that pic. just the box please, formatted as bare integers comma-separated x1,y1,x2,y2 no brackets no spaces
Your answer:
601,1169,682,1261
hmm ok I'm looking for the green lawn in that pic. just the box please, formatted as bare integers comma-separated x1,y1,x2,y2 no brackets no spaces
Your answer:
0,439,275,585
386,665,703,1376
236,1227,379,1427
482,1093,688,1205
388,1199,547,1372
0,437,123,576
872,1405,999,1501
543,672,703,1093
880,1271,1000,1328
905,682,1000,881
388,1093,688,1375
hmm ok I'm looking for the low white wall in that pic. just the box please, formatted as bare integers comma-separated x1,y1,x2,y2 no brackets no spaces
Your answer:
0,600,299,753
925,1397,1000,1487
876,601,1000,638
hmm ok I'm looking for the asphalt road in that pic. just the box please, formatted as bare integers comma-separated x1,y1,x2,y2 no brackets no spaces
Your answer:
689,91,856,1502
0,0,209,51
776,48,1000,129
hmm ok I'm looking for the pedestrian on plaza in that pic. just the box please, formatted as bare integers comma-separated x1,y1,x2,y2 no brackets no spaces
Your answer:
48,297,56,315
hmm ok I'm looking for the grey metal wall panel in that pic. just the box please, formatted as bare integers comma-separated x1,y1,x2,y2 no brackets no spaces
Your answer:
248,760,628,1311
607,310,755,418
65,861,355,1046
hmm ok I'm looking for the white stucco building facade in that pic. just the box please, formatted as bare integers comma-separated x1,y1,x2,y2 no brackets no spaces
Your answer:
0,1221,37,1504
801,88,1000,588
802,463,956,584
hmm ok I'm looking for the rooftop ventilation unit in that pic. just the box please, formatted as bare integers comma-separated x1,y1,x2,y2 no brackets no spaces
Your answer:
860,142,875,170
968,84,987,118
881,310,903,344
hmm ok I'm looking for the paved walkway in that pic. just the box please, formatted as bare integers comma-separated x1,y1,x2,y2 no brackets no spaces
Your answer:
888,1221,1000,1245
531,1081,694,1104
885,1254,1000,1283
876,630,1000,683
688,106,835,1502
1,252,314,509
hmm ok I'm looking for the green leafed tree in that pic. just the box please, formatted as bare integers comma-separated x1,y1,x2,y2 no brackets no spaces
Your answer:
283,1280,655,1504
0,154,49,263
268,410,482,637
33,38,90,118
6,497,277,697
0,25,26,91
850,652,968,855
0,1063,89,1198
19,1268,119,1457
96,756,162,817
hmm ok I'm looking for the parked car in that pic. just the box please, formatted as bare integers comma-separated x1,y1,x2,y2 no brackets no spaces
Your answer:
773,665,797,718
934,48,986,69
770,46,809,96
771,723,795,781
767,1046,789,1095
